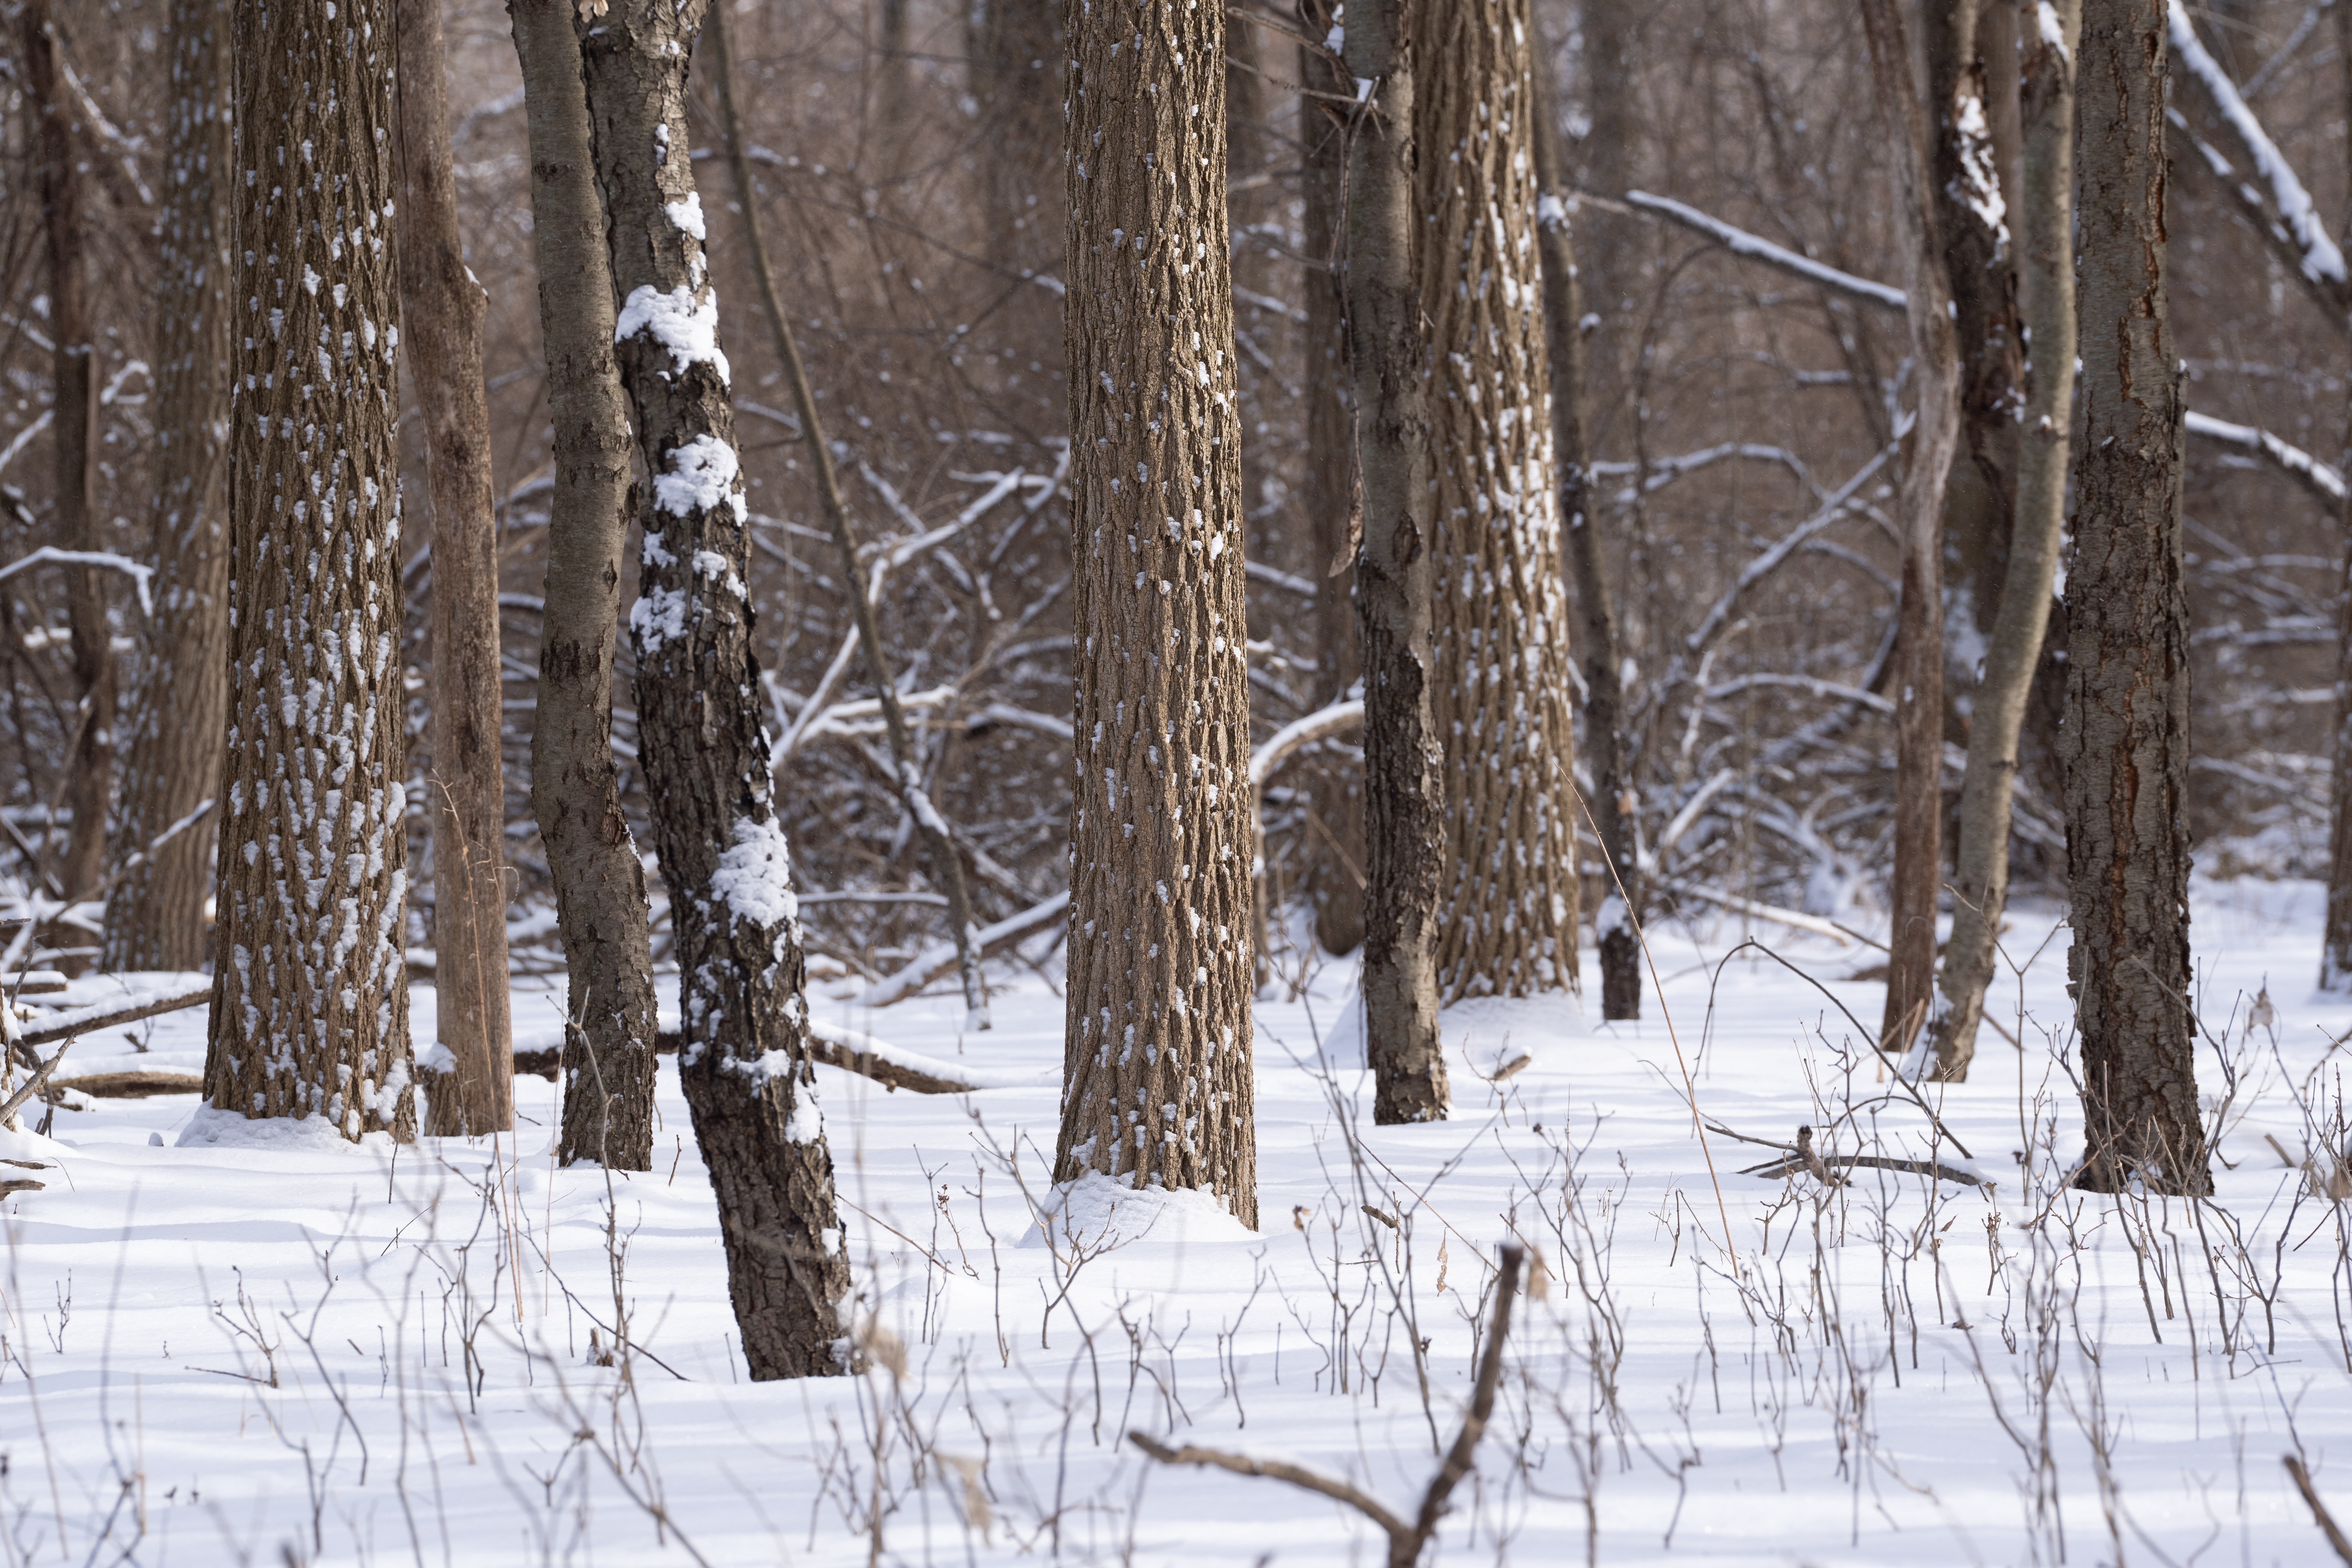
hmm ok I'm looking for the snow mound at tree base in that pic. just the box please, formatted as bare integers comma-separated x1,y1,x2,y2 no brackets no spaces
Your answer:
174,1103,400,1154
1022,1169,1257,1250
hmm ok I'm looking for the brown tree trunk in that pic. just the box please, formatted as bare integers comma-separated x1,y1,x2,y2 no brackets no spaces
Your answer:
1346,0,1446,1124
201,0,415,1142
1297,0,1363,958
1932,0,2077,1080
2325,0,2352,995
1051,0,1260,1224
1576,0,1642,420
398,0,515,1136
1415,0,1579,1003
1533,54,1639,1021
1860,0,1963,1058
104,0,231,974
23,0,114,919
2067,0,2208,1196
579,0,852,1372
507,0,660,1169
969,0,1059,273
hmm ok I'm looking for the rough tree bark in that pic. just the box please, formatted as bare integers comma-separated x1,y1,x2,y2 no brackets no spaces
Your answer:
1931,0,2077,1081
2067,0,2208,1196
1533,54,1639,1021
1345,0,1447,1124
23,0,115,918
397,0,515,1135
1859,0,1963,1058
578,0,852,1372
1415,0,1579,1003
197,0,415,1142
2328,0,2352,994
507,0,658,1169
1052,0,1260,1223
104,0,230,973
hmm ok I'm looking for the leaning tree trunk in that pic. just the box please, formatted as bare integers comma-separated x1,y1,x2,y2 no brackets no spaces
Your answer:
199,0,415,1142
1345,0,1447,1125
579,0,852,1374
2067,0,2208,1196
507,0,660,1171
1533,50,1639,1021
1859,0,1963,1058
398,0,515,1135
1932,0,2078,1081
23,0,114,918
1297,0,1363,958
104,0,231,974
1051,0,1260,1225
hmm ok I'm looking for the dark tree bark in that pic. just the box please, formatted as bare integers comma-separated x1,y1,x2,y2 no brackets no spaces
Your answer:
105,0,231,974
578,0,852,1372
969,0,1059,272
1052,0,1260,1224
201,0,415,1142
507,0,660,1169
1346,0,1446,1124
2067,0,2208,1196
2327,0,2352,995
398,0,515,1135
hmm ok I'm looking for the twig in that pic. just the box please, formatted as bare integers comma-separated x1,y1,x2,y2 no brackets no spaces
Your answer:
2286,1455,2352,1565
0,1037,73,1125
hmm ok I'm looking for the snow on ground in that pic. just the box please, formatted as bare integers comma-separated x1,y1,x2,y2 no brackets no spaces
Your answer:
5,878,2351,1565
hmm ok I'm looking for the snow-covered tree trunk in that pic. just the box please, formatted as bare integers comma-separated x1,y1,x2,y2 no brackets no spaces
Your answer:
1051,0,1260,1223
1345,0,1447,1125
1931,0,2078,1081
1414,0,1579,1004
577,0,852,1374
507,0,660,1171
2067,0,2208,1196
201,0,414,1141
104,0,230,973
397,0,514,1135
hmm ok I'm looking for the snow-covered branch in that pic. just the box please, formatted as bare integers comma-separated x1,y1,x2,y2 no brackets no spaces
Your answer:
0,547,156,616
1619,191,1909,311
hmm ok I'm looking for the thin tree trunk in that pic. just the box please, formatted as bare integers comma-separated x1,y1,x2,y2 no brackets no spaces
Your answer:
23,0,113,919
876,0,911,135
705,0,989,1030
2067,0,2208,1196
969,0,1058,272
201,0,415,1142
1415,0,1579,1003
579,0,853,1372
1346,0,1446,1124
104,0,231,974
1052,0,1260,1224
1534,55,1639,1022
507,0,660,1169
397,0,515,1135
1932,0,2077,1080
1576,0,1642,424
1860,0,1964,1057
2325,0,2352,994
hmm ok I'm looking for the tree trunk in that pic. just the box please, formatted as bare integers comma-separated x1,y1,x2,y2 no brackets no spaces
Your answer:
705,0,990,1030
1533,53,1639,1021
1415,0,1579,1003
969,0,1059,273
1345,0,1446,1124
1052,0,1260,1224
507,0,660,1170
578,0,853,1372
2325,0,2352,995
201,0,415,1142
104,0,231,974
1297,0,1363,958
1932,0,2077,1080
1576,0,1642,427
2067,0,2208,1196
397,0,515,1135
23,0,114,919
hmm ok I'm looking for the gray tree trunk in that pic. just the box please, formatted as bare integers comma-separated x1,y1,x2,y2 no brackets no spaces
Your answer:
2066,0,2208,1197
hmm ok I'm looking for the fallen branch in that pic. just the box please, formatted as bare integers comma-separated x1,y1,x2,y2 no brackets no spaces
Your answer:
856,890,1070,1009
47,1070,204,1099
0,1036,73,1126
2286,1454,2352,1565
18,980,214,1048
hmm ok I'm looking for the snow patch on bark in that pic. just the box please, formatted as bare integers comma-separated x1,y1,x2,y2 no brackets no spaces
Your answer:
710,816,801,933
613,284,733,383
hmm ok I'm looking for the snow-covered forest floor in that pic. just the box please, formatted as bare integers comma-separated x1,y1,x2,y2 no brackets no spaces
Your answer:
6,879,2352,1566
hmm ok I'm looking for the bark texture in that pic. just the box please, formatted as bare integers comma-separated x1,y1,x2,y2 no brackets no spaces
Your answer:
203,0,414,1141
398,0,515,1135
1346,0,1446,1124
2327,0,2352,995
1414,0,1579,1004
105,0,231,973
579,0,852,1371
2066,0,2208,1196
1859,0,1963,1057
1052,0,1260,1223
1932,0,2078,1080
508,0,659,1170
